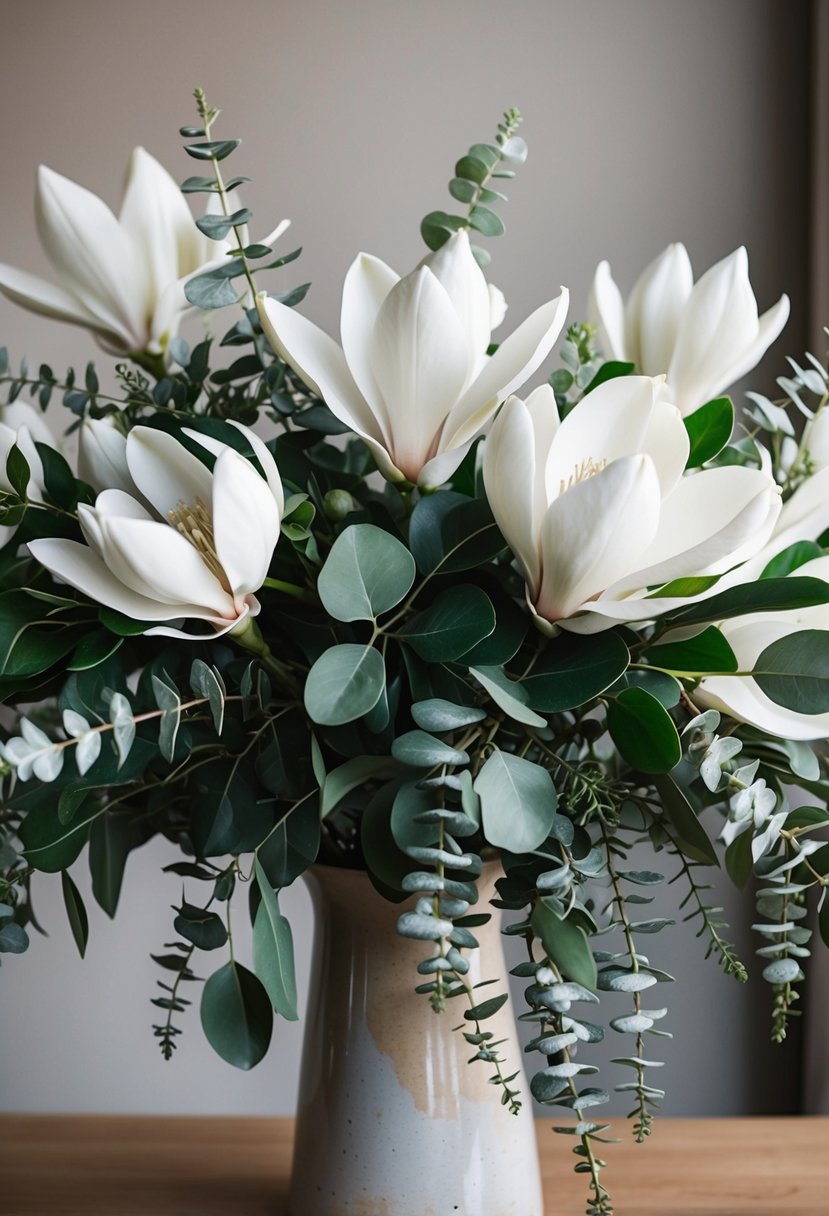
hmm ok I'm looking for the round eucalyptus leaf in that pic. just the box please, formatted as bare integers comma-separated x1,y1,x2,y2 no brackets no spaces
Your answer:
317,524,415,622
474,749,556,852
392,730,469,769
398,585,495,661
200,961,273,1070
411,699,486,733
753,629,829,713
304,644,386,726
762,957,803,984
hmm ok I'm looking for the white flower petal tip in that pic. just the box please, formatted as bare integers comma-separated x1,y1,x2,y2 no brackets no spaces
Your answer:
29,425,283,638
258,237,567,485
3,149,240,357
482,376,780,632
588,243,789,415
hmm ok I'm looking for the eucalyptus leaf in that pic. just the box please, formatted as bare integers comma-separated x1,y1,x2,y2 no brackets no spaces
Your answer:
304,644,386,726
475,750,556,853
398,585,495,661
253,859,298,1020
200,961,273,1070
753,629,829,713
60,870,88,958
317,524,415,621
531,900,597,991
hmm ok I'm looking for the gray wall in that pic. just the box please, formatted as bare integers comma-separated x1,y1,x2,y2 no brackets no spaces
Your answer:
0,0,810,1117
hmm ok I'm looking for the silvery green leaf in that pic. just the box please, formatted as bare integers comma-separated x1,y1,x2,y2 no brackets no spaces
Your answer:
761,958,803,984
75,730,102,777
108,692,135,768
597,968,658,993
151,674,181,763
610,1013,654,1034
62,709,91,738
190,659,226,734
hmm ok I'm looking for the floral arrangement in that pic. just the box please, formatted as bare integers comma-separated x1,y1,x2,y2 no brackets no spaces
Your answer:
2,91,829,1214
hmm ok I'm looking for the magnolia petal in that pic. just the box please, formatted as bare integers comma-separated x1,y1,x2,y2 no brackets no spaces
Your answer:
622,467,781,590
28,537,218,622
445,289,570,450
625,243,693,375
368,267,469,480
77,417,134,494
97,516,234,615
586,261,626,361
35,165,147,348
257,294,384,447
544,375,657,502
226,421,284,514
423,231,491,384
0,262,121,346
712,293,791,401
667,247,759,414
535,454,661,622
212,449,281,596
145,600,253,640
340,252,400,448
78,490,153,556
482,395,541,592
125,426,214,520
1,401,56,449
417,442,474,491
119,147,195,304
640,387,689,496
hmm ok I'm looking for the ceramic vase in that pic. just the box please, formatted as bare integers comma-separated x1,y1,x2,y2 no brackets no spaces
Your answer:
288,862,544,1216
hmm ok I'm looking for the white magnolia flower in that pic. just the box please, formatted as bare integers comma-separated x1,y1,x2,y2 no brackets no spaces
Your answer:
482,378,781,633
29,422,284,639
697,555,829,741
587,243,790,416
77,416,134,494
0,148,289,357
257,230,568,489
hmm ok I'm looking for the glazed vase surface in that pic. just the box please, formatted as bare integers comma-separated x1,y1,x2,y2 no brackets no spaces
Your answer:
288,862,544,1216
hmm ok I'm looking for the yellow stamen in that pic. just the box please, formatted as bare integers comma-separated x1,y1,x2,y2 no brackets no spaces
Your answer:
559,456,607,495
167,497,230,591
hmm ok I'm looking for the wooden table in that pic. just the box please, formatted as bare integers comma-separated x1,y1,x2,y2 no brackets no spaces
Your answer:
0,1115,826,1215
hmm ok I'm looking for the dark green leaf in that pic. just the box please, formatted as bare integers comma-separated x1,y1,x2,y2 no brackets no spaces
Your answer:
645,626,738,675
88,812,135,918
583,361,635,394
196,209,252,240
0,921,28,953
652,774,719,866
60,870,88,958
761,541,824,580
455,155,490,183
174,902,228,951
753,629,829,712
5,445,30,498
465,993,508,1021
664,578,829,627
252,858,298,1020
420,210,467,252
200,961,273,1070
398,585,495,661
606,687,680,773
409,492,505,575
524,631,630,711
532,900,597,991
683,397,734,467
184,139,241,161
725,827,754,888
257,797,320,888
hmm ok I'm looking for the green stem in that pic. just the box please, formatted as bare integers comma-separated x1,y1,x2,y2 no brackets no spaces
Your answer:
262,576,315,604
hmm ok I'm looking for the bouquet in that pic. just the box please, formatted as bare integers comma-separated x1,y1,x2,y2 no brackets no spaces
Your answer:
1,90,827,1214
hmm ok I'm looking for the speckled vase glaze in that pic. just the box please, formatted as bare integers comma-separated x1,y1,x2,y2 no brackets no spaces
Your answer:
288,862,544,1216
